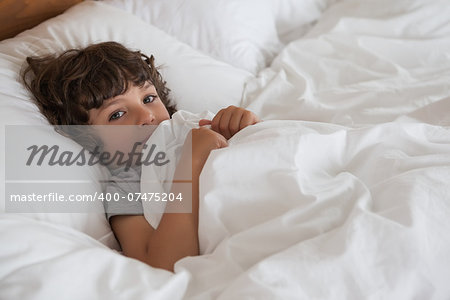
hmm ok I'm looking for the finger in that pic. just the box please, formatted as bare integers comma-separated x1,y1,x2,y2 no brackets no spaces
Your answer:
218,108,235,139
199,119,212,126
212,108,232,139
217,133,228,148
239,111,258,130
229,108,245,138
219,139,228,148
210,109,224,133
211,106,237,132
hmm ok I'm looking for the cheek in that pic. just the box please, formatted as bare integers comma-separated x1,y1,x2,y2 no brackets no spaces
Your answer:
97,128,141,155
88,109,102,125
157,103,170,120
103,139,132,155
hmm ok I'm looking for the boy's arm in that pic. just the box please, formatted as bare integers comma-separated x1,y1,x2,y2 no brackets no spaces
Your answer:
110,155,200,271
110,127,227,272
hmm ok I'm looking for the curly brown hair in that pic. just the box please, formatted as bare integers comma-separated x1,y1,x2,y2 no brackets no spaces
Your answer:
22,41,177,126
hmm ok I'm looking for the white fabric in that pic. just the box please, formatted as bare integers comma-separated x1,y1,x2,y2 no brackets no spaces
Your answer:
1,0,450,299
101,0,279,74
192,120,450,299
101,0,333,74
0,214,190,299
270,0,337,44
2,120,449,299
140,110,214,229
242,0,450,127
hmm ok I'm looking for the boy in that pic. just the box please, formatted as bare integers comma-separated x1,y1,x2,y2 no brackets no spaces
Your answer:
22,41,260,271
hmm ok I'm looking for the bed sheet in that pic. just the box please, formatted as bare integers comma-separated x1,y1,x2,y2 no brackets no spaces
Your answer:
242,0,450,127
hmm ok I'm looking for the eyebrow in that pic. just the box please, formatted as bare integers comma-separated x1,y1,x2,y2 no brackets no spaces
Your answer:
100,82,155,110
102,98,121,110
143,81,153,89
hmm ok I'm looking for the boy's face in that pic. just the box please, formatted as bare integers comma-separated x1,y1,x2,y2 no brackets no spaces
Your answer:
88,81,170,157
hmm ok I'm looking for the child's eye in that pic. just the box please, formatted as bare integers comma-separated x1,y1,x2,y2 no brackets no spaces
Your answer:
143,95,156,104
109,111,125,121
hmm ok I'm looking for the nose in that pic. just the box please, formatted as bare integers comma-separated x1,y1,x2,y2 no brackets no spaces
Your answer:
136,106,155,126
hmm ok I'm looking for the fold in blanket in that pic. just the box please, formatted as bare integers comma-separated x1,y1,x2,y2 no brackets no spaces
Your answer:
190,120,450,298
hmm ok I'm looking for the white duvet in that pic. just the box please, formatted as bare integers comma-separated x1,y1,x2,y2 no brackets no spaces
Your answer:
1,0,450,299
193,120,450,299
1,120,449,299
242,0,450,127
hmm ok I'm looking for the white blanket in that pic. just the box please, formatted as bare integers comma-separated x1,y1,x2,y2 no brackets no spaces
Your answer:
140,110,214,229
242,0,450,127
182,120,450,299
2,120,448,299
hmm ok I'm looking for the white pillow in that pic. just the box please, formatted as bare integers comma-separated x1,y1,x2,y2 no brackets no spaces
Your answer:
270,0,338,44
101,0,336,74
0,1,251,245
102,0,282,74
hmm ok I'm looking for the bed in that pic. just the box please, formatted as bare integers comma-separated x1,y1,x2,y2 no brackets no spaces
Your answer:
1,0,449,299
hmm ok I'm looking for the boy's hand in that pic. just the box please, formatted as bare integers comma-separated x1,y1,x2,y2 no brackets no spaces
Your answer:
189,127,228,172
199,106,260,139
